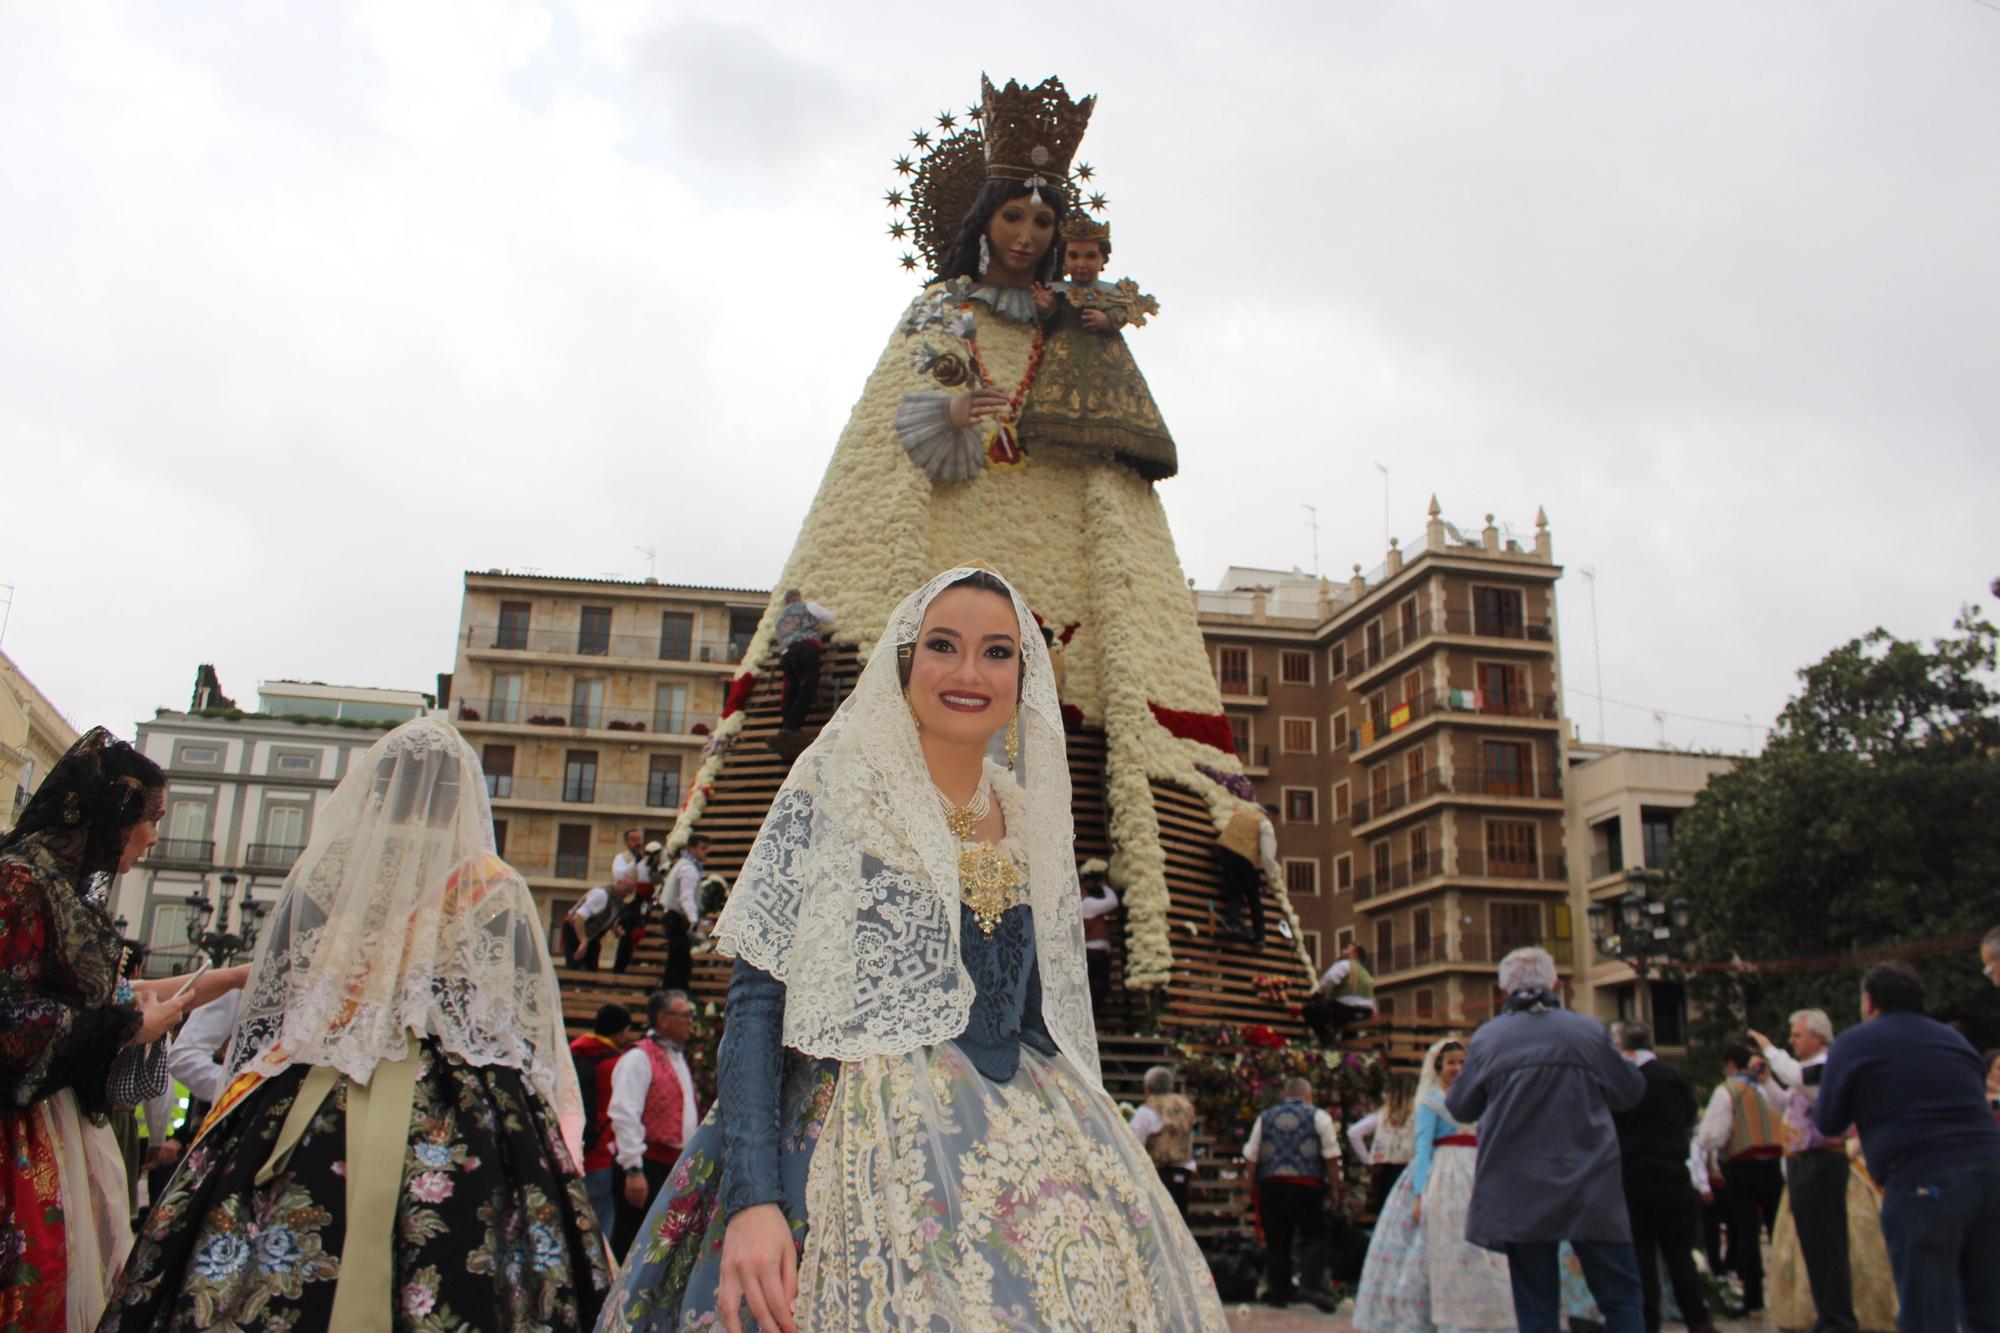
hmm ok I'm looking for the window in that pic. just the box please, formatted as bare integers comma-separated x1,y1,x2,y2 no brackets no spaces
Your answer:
1482,740,1530,795
1473,586,1525,638
274,752,315,774
1401,669,1423,707
1406,747,1428,789
1302,931,1322,971
491,819,508,857
1377,993,1397,1021
1414,988,1435,1019
1228,715,1251,762
1280,717,1315,754
1284,788,1316,823
554,824,591,878
1280,650,1313,686
1335,926,1354,953
1369,690,1388,733
1217,646,1250,693
654,683,689,734
1334,854,1353,893
1369,765,1390,810
647,755,682,809
482,745,514,798
167,799,209,843
497,601,532,650
1486,820,1539,877
578,606,613,656
1332,711,1350,750
147,900,196,955
490,673,523,724
1409,825,1431,875
1591,816,1625,878
1478,661,1527,714
176,743,221,768
1371,839,1392,886
1413,907,1432,960
659,611,695,661
1492,902,1544,955
1329,643,1346,677
1283,859,1319,897
1640,807,1679,869
1398,597,1419,646
569,678,605,730
1332,781,1351,821
562,750,598,803
728,610,761,661
262,803,306,849
1375,918,1394,963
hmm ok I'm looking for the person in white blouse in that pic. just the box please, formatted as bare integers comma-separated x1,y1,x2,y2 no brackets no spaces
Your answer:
1078,860,1119,1016
1346,1070,1417,1214
607,989,701,1259
658,837,708,993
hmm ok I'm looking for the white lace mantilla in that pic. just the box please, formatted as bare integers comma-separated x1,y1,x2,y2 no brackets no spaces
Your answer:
712,567,1101,1087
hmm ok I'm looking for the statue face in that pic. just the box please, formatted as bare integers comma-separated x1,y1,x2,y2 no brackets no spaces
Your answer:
906,587,1021,748
984,195,1058,284
1063,240,1104,285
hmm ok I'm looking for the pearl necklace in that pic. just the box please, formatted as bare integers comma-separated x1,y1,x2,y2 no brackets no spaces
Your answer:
933,780,993,841
932,778,1023,935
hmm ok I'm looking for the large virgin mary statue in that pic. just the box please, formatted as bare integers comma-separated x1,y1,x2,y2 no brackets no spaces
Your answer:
690,76,1300,988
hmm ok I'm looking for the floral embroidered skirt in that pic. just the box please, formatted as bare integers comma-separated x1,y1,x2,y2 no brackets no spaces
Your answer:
1768,1168,1899,1331
1,1090,132,1332
602,1043,1227,1332
99,1043,610,1331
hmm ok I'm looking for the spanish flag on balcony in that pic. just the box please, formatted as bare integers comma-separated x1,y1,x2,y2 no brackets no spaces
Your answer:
1388,702,1412,730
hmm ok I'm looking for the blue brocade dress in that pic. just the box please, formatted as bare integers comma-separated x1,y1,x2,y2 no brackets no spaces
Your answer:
599,897,1224,1332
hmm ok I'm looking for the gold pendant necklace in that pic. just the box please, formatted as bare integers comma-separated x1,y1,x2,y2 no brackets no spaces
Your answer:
934,779,1020,934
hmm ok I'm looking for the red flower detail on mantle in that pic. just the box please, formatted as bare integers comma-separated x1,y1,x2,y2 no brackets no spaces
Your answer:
1147,700,1234,755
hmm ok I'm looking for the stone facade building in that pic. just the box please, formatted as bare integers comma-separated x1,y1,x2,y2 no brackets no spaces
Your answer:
0,648,78,830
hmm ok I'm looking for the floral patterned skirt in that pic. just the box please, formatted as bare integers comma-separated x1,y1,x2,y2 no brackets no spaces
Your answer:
602,1043,1227,1332
1768,1167,1899,1331
99,1043,611,1331
1,1090,132,1332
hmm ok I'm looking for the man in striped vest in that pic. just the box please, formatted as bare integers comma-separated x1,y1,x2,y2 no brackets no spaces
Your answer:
1696,1041,1788,1317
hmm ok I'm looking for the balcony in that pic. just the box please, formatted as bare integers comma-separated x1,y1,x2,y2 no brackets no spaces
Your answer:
1347,610,1555,682
487,775,685,810
453,697,718,737
1217,673,1270,703
1461,769,1563,801
1354,848,1448,902
468,625,746,666
1232,743,1271,774
244,842,304,872
1587,850,1625,881
150,838,214,866
1349,769,1450,826
1348,767,1560,829
1461,932,1577,967
1374,932,1576,977
1351,688,1561,754
1460,851,1570,883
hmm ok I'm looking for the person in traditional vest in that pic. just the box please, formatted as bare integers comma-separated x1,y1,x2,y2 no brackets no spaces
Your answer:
1315,941,1377,1035
571,1002,637,1238
1078,858,1120,1016
1695,1040,1788,1317
1214,807,1276,944
607,989,701,1260
1242,1076,1344,1312
1128,1064,1197,1218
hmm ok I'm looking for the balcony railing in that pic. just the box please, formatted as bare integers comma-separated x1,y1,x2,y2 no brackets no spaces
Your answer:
245,842,304,871
1217,673,1270,699
1347,609,1556,677
470,625,747,665
1461,768,1563,800
1374,932,1577,976
1233,743,1272,770
489,776,685,809
1351,691,1441,750
453,697,718,736
1587,850,1627,880
1354,848,1449,902
150,838,214,865
1350,769,1449,825
1461,851,1570,883
1461,932,1577,967
1352,689,1560,751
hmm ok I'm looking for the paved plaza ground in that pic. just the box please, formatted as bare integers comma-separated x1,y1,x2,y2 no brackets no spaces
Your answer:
1225,1299,1783,1331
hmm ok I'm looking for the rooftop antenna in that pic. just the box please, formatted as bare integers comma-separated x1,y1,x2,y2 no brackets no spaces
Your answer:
635,545,658,580
1301,504,1321,579
1653,710,1668,748
1372,462,1391,547
1579,567,1607,744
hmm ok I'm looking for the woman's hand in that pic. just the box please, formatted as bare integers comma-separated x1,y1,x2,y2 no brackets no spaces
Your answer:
128,989,191,1046
717,1202,797,1333
946,387,1011,430
134,965,250,1013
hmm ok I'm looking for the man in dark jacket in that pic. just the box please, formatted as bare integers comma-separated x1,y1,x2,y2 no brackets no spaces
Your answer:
1612,1021,1714,1333
1446,947,1647,1333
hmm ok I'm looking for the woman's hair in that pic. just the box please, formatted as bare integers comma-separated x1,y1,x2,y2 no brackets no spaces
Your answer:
938,178,1072,285
897,570,1023,691
1383,1071,1419,1124
1437,1039,1466,1061
0,727,166,886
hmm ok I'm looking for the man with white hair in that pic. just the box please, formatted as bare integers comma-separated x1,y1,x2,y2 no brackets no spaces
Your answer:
1749,1008,1855,1333
1127,1064,1197,1218
1445,946,1647,1332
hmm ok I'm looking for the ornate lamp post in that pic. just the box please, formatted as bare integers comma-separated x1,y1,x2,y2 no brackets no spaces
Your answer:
1585,868,1693,1027
184,870,267,968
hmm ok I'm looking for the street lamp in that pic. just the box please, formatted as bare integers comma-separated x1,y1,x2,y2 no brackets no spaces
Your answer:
185,870,267,968
1588,868,1694,1027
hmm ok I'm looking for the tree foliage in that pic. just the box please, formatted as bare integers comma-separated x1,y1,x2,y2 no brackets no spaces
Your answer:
1672,605,2000,1062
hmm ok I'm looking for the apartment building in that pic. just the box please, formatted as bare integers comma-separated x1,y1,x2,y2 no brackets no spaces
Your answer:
0,647,78,829
1196,501,1573,1023
442,570,768,925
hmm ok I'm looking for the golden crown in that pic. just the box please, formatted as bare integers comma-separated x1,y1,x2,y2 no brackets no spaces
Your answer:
883,74,1111,278
1060,214,1111,246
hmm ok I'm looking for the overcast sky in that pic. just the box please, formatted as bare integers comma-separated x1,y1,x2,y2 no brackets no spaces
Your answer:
4,1,1996,757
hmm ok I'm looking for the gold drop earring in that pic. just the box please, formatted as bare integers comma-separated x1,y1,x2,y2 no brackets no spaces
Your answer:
1004,710,1019,769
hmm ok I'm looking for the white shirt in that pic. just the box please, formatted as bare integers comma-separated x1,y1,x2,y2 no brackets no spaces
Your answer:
607,1036,700,1172
1127,1102,1196,1171
1243,1105,1342,1165
1759,1042,1826,1097
1316,959,1376,1010
1347,1110,1380,1165
1696,1075,1790,1158
665,856,702,921
1079,886,1119,951
1256,818,1282,886
570,885,611,924
611,849,655,888
166,989,243,1106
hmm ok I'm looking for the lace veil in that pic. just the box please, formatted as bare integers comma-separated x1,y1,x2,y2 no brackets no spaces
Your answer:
1415,1034,1466,1119
712,566,1100,1087
224,718,581,1135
